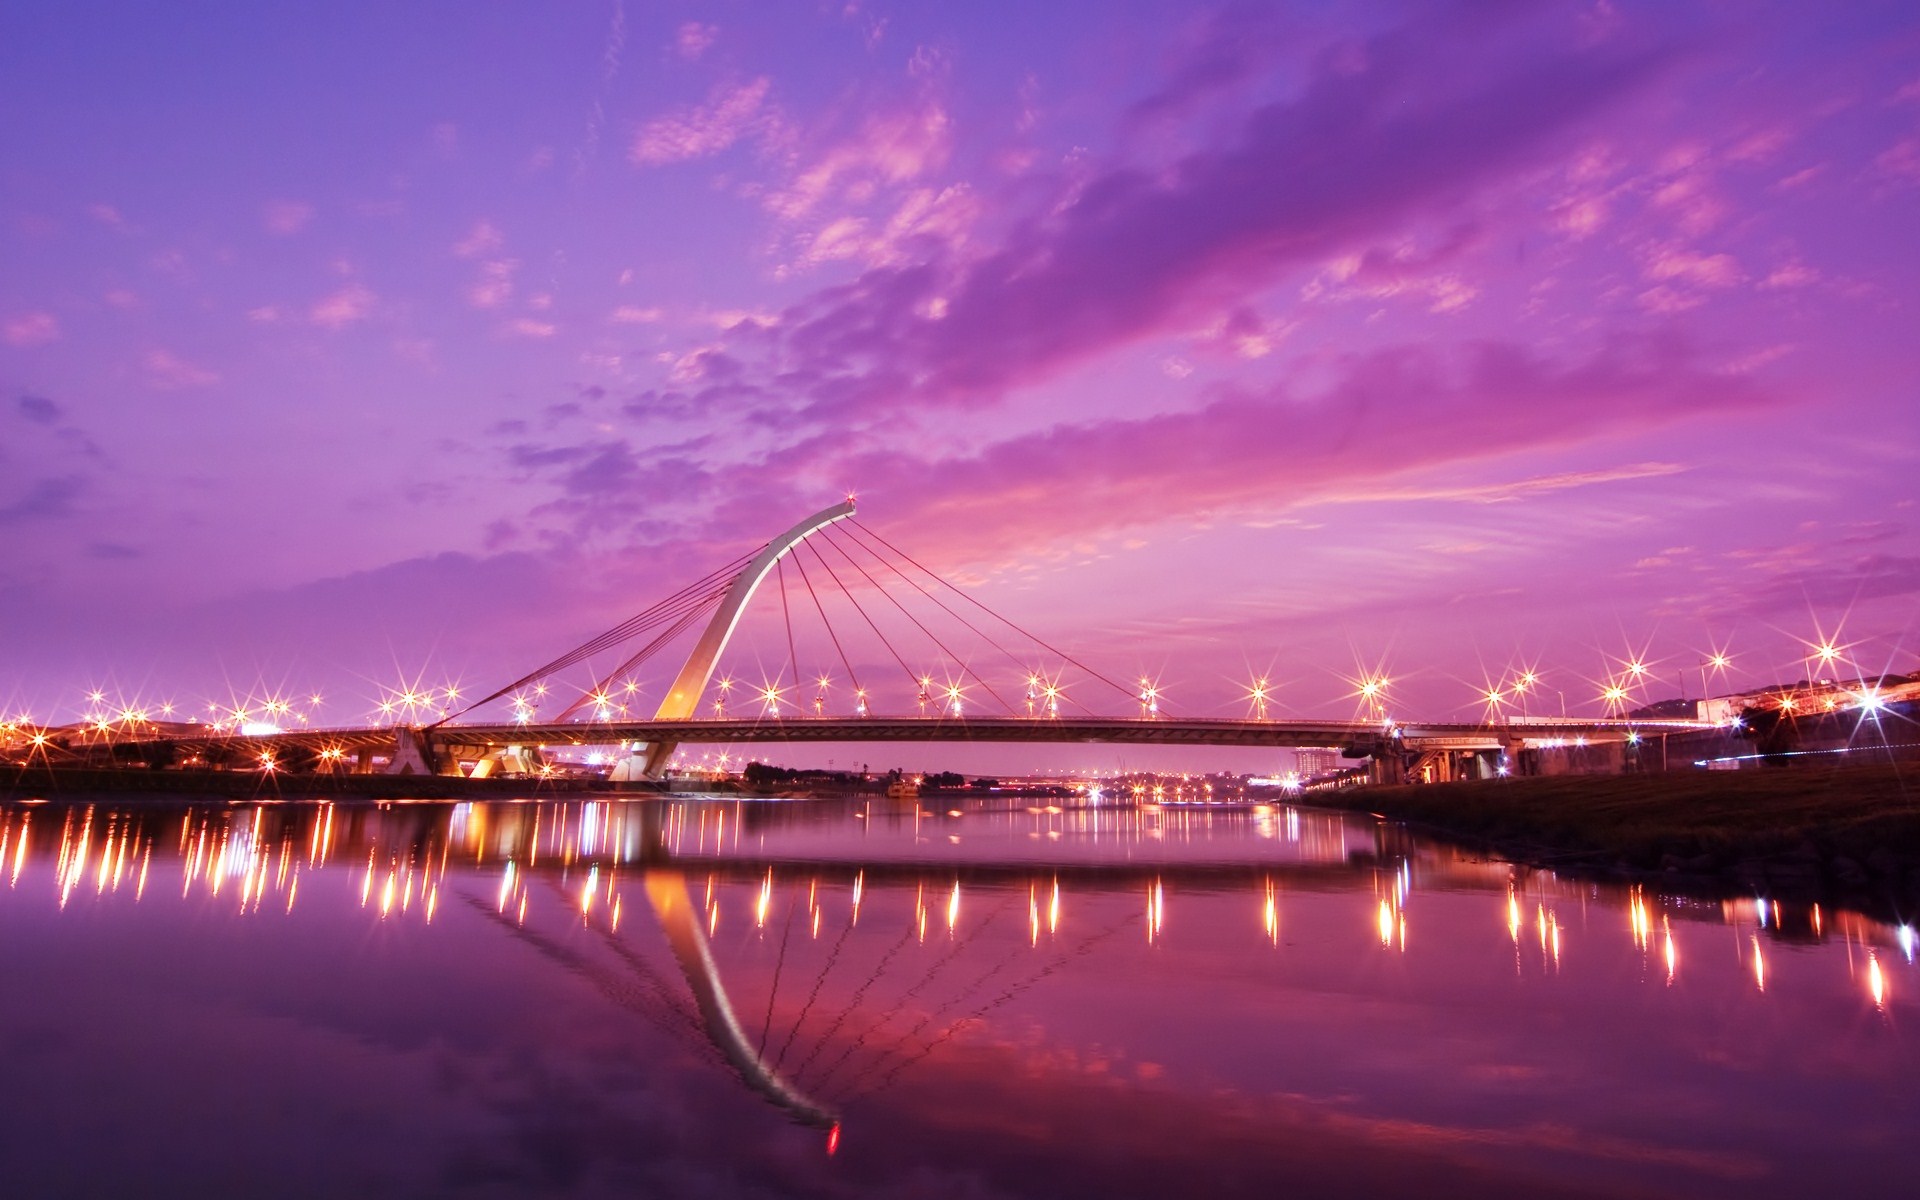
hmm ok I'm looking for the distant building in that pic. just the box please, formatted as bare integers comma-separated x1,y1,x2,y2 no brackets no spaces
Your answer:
1295,748,1340,778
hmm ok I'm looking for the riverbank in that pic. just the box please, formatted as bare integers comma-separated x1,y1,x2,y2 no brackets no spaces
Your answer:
1316,759,1920,909
0,764,643,801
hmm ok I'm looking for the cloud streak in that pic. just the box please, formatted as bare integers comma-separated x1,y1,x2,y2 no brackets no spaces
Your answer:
632,78,777,165
695,16,1677,426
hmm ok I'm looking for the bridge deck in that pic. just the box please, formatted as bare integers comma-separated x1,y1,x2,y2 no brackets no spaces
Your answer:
91,713,1709,759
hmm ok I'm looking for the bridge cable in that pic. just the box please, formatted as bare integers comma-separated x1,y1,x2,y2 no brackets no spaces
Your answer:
812,895,1016,1097
757,882,801,1056
770,897,862,1073
802,541,921,695
528,552,751,670
855,914,1134,1102
849,518,1140,706
818,526,1018,716
791,550,862,697
551,563,746,664
787,913,920,1085
551,585,730,720
822,899,1123,1103
433,549,756,725
817,522,1013,710
550,589,728,722
837,522,1031,674
834,521,1106,717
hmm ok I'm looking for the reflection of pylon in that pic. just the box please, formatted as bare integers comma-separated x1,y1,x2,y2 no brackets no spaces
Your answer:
643,871,839,1129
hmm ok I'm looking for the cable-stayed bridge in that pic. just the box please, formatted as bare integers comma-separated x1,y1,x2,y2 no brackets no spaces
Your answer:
48,500,1709,783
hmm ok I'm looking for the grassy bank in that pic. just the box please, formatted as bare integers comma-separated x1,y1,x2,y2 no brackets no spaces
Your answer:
1315,759,1920,908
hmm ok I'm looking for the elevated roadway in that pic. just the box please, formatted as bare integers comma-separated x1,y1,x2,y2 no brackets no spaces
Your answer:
76,713,1711,777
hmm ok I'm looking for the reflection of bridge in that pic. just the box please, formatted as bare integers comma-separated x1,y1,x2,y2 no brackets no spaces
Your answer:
81,500,1708,782
11,794,1892,1147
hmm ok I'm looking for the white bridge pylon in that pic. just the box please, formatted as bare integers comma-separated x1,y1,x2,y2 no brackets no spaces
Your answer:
639,499,856,774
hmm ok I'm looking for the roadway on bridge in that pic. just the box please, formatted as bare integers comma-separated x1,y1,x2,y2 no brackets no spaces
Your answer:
108,712,1707,761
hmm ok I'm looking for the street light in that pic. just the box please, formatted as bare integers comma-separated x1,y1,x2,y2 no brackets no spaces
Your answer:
1696,651,1731,703
1509,670,1539,718
1810,641,1843,682
1357,676,1389,720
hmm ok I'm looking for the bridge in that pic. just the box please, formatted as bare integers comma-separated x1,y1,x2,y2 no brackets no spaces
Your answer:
37,499,1710,783
111,712,1690,780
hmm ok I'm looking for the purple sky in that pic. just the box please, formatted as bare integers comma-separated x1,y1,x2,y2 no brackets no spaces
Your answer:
3,1,1918,733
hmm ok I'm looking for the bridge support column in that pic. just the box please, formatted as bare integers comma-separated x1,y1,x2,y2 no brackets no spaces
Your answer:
381,727,454,776
469,744,544,779
1370,749,1407,786
641,740,678,778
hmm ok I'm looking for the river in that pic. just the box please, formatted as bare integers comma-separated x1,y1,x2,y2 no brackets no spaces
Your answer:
0,793,1913,1198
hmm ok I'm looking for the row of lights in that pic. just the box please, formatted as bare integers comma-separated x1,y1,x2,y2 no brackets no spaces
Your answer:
1,628,1882,737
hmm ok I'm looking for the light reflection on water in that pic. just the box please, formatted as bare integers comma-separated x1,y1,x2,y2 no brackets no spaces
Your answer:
0,794,1915,1198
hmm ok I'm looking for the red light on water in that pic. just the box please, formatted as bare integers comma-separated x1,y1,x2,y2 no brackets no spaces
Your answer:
826,1124,842,1156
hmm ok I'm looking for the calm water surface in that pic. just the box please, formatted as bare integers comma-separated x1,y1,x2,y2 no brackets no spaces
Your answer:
0,794,1914,1198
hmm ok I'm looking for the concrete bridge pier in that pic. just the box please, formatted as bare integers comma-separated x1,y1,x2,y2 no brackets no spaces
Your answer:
381,727,457,776
467,743,547,779
640,739,677,778
1369,746,1407,786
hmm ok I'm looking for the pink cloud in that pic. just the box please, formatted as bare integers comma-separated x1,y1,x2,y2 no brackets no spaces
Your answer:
452,219,503,258
1760,260,1819,289
309,283,375,329
86,203,128,230
1874,137,1920,182
790,183,981,272
1636,285,1704,314
1555,196,1608,239
148,248,192,281
610,305,663,324
813,336,1765,563
516,335,1762,570
676,21,717,60
505,318,556,338
1771,164,1825,190
468,260,517,308
766,104,952,221
143,349,220,390
263,200,314,235
631,78,774,165
1298,228,1484,314
3,312,60,347
1648,165,1727,234
1641,246,1742,288
742,29,1670,419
